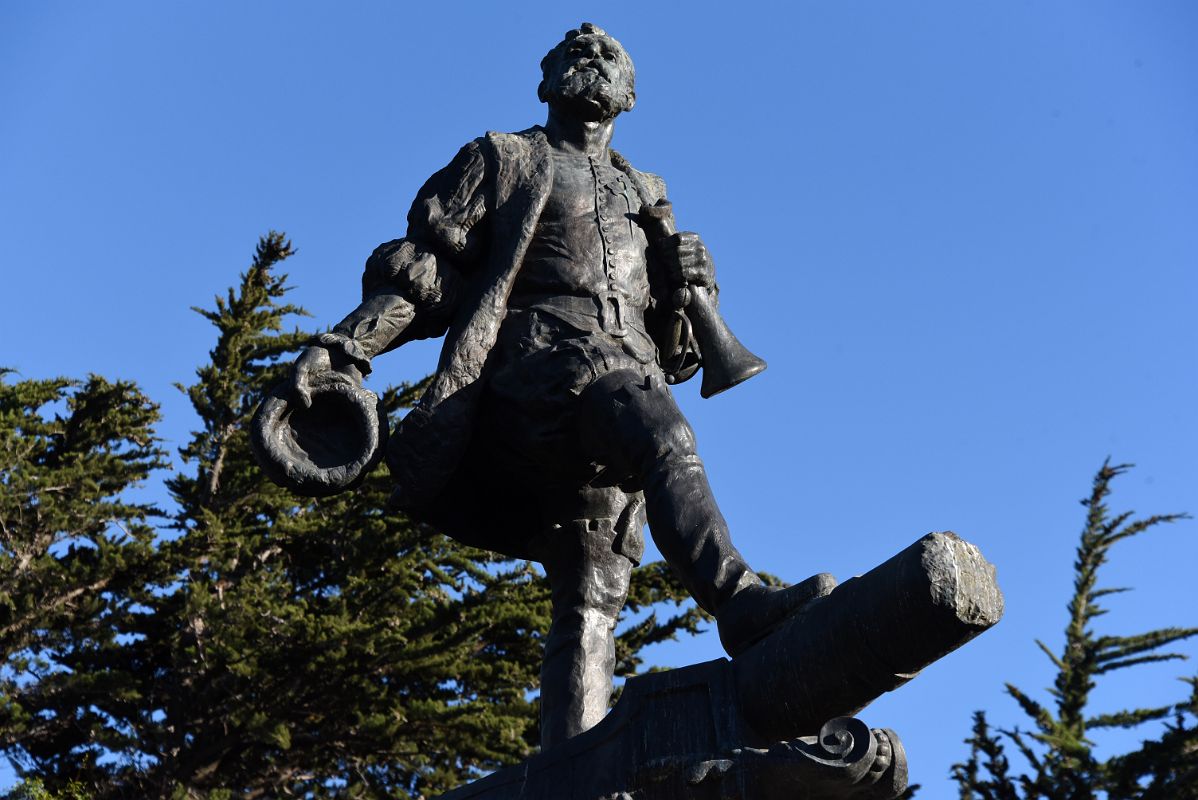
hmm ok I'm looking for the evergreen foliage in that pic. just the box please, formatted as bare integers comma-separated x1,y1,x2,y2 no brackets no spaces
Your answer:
947,462,1197,799
0,370,166,782
0,233,702,798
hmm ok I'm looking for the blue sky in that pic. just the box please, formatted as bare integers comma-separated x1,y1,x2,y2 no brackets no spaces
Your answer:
2,2,1196,795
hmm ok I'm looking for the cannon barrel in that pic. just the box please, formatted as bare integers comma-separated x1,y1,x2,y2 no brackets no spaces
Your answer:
431,532,1000,800
733,531,1004,743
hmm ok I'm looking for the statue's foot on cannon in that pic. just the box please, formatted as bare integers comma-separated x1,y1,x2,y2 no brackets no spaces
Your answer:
717,573,838,657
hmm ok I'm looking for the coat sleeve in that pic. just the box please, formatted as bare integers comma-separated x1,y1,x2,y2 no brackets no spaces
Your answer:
359,139,492,342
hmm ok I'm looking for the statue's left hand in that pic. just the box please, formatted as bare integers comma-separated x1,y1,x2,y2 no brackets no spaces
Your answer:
660,231,716,290
290,338,368,409
290,346,334,409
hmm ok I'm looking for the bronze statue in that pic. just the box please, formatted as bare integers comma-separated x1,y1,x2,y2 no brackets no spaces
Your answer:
258,22,829,747
254,24,1003,799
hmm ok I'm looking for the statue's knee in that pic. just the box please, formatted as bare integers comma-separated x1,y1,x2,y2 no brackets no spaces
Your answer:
542,517,633,621
621,383,697,467
579,518,634,617
589,552,633,618
654,414,697,462
581,369,698,469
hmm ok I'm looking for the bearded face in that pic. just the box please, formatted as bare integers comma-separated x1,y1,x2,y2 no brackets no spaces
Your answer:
539,32,636,122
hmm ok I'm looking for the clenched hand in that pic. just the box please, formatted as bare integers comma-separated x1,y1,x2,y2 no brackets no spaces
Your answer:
659,231,716,290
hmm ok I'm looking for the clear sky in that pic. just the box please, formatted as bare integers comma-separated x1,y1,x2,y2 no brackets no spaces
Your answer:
2,2,1196,795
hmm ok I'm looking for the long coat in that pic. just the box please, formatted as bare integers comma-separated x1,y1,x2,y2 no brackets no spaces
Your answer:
370,127,672,557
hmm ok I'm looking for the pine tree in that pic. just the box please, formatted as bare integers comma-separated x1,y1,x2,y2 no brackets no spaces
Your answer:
0,233,702,798
0,370,166,782
947,462,1197,799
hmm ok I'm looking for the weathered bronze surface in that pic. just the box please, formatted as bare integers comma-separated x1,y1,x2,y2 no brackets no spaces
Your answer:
251,23,1003,798
433,532,1000,800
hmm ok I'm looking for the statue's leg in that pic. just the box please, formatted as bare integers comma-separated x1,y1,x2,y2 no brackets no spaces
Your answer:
536,514,633,749
578,369,753,613
577,369,835,656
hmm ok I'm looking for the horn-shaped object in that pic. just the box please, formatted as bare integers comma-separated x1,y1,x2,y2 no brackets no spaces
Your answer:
687,280,768,398
639,200,767,398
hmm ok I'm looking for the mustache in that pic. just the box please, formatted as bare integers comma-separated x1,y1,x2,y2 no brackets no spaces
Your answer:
563,60,617,84
544,65,633,120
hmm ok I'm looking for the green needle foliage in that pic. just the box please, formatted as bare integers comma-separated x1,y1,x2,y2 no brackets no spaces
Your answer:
0,233,702,799
0,370,166,783
949,462,1197,799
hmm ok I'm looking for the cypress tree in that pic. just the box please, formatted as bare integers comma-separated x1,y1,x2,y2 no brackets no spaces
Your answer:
947,462,1197,799
0,233,701,798
0,371,166,784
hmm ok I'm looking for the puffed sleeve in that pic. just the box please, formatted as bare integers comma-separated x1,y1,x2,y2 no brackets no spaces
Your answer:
359,140,492,341
407,139,490,266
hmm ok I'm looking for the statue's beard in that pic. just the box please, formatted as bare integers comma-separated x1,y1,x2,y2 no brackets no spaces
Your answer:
547,69,631,122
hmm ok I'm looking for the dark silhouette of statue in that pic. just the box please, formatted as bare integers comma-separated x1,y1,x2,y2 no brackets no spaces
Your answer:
254,24,1002,799
262,22,829,748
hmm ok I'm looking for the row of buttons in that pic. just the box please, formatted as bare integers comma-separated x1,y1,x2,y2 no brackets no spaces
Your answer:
589,156,637,337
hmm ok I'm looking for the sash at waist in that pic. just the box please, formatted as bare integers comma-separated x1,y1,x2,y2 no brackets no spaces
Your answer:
506,293,656,364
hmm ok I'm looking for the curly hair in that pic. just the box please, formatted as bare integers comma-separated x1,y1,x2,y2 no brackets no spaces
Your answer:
537,22,635,105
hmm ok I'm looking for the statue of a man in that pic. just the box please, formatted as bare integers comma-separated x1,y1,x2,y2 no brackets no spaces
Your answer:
287,23,833,748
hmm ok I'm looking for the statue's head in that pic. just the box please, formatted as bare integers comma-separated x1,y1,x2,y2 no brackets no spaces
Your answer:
538,23,636,122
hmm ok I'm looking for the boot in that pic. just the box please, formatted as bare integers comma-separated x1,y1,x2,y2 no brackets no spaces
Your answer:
715,572,837,657
536,515,634,749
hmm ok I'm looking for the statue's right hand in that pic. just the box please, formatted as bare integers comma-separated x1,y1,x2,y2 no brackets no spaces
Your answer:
291,345,334,409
